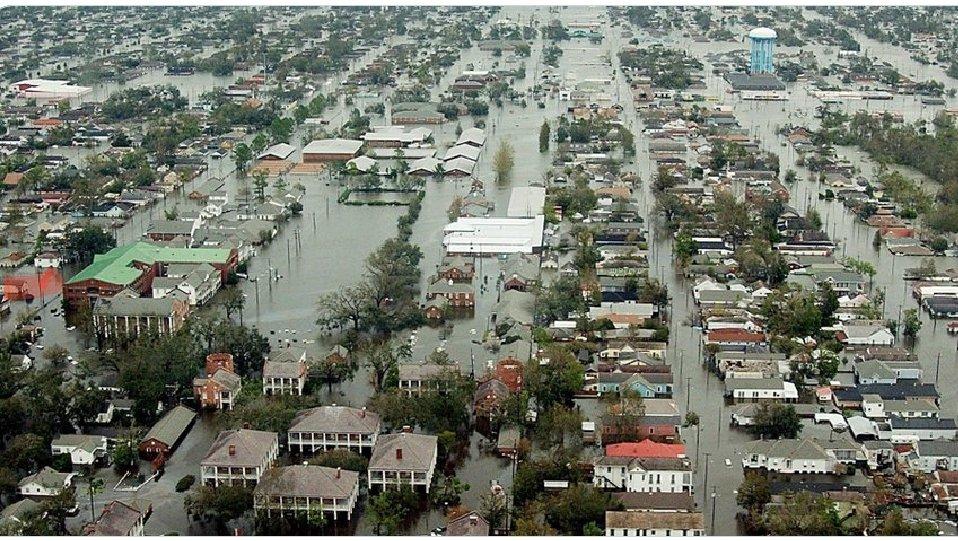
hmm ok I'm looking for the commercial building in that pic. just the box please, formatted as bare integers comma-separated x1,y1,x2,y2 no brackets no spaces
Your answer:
9,79,92,100
506,186,546,218
63,242,236,308
302,139,363,162
749,27,777,74
443,216,545,256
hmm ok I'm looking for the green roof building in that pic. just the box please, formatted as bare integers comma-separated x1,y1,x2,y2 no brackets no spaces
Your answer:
64,241,236,308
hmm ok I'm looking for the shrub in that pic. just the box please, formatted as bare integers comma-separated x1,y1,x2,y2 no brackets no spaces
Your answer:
175,475,195,493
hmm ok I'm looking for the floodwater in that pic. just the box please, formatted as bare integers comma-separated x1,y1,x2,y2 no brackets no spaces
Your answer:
13,5,958,535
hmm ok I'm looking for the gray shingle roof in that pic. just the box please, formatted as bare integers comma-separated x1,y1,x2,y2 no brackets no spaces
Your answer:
288,406,380,435
254,465,358,499
369,432,437,472
142,405,195,447
202,429,277,468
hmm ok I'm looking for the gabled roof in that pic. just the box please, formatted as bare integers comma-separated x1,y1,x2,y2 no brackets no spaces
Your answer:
142,405,195,447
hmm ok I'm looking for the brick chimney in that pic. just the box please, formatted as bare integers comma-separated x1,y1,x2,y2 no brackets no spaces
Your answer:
336,467,342,479
396,448,403,460
360,407,366,418
228,444,236,456
402,425,412,433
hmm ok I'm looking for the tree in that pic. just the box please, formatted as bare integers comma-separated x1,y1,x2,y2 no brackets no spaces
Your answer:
714,190,750,247
252,169,269,202
221,287,245,322
544,485,619,535
903,308,921,339
363,340,410,391
749,403,802,439
185,485,254,523
112,440,137,473
367,486,418,534
846,257,877,288
673,230,695,267
67,226,116,267
42,344,70,367
877,508,939,535
806,209,823,230
536,404,583,448
762,491,842,535
307,449,367,472
930,237,950,254
250,133,268,155
524,346,584,410
480,492,508,531
736,472,771,511
493,140,515,181
539,120,551,153
233,142,253,172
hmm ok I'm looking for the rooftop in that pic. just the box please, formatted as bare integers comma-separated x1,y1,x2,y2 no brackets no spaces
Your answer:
68,242,231,286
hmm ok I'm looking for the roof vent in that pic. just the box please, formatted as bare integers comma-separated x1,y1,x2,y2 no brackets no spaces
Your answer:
228,444,236,456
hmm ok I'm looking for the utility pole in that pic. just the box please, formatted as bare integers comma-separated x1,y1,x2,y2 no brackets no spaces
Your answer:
710,486,718,534
702,452,711,513
685,377,692,412
936,352,942,384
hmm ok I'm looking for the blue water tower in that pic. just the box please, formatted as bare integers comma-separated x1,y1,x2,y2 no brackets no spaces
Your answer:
749,27,777,74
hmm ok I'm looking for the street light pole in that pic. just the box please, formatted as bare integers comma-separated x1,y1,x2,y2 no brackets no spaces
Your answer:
702,452,711,512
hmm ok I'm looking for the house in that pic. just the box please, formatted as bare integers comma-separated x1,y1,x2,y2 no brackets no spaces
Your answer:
605,510,704,536
436,256,476,283
501,253,541,291
144,219,197,243
17,467,75,498
612,492,696,513
287,406,381,455
741,438,842,474
593,456,693,493
474,378,512,420
908,440,958,473
606,440,687,459
257,143,296,161
82,500,149,536
837,324,895,346
200,429,279,487
0,499,42,533
50,434,108,466
724,378,798,403
425,280,475,308
151,263,220,306
253,465,360,521
193,353,242,410
262,358,308,396
92,289,191,338
398,362,461,397
367,429,438,493
446,511,491,536
496,425,521,458
34,250,62,268
302,139,363,162
703,328,766,351
138,405,196,458
884,417,958,441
